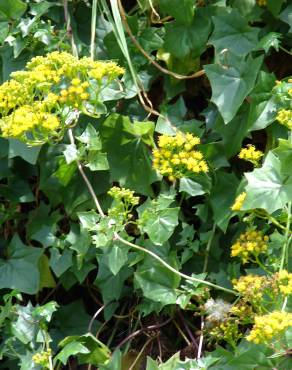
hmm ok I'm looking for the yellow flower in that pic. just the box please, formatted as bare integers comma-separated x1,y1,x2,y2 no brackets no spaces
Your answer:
152,132,208,180
231,230,268,264
232,275,268,302
238,145,263,166
246,311,292,344
32,349,52,367
275,270,292,295
276,109,292,130
231,192,246,211
257,0,266,6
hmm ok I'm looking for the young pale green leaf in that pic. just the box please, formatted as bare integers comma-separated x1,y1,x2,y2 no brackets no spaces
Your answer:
205,55,263,124
243,152,292,213
107,243,129,275
78,211,100,230
141,207,179,245
179,178,205,196
257,32,282,53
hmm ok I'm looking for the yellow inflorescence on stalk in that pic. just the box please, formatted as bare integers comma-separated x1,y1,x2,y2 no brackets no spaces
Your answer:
238,145,263,166
0,51,124,144
232,274,268,301
231,192,246,211
275,270,292,295
257,0,266,6
152,132,208,181
231,230,269,264
32,349,52,367
247,311,292,344
276,109,292,130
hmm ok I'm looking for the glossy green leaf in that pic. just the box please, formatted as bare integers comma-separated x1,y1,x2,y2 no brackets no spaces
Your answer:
205,55,263,123
160,0,194,25
164,10,211,59
0,235,42,294
0,0,27,20
243,152,292,213
209,9,260,56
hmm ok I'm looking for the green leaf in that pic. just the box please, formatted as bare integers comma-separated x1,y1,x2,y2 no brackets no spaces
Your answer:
11,303,37,344
38,254,56,290
209,9,260,56
243,152,292,213
257,32,282,53
8,139,41,164
0,0,27,20
209,172,239,231
0,235,42,294
205,55,263,124
63,144,78,164
77,123,102,150
99,114,158,195
164,9,211,59
86,151,109,171
179,178,205,196
55,341,90,365
50,248,73,277
140,206,179,245
57,334,110,367
135,250,180,306
160,0,194,25
107,243,129,275
0,21,9,43
78,211,100,230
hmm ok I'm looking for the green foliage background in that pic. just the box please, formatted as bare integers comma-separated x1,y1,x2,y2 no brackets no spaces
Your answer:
0,0,292,369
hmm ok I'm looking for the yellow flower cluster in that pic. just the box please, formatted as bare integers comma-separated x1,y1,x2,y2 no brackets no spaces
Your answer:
32,349,52,367
231,192,246,211
0,80,30,115
59,78,90,108
108,186,139,206
238,145,263,166
232,274,268,301
108,186,139,222
275,270,292,295
0,51,124,143
0,105,60,139
231,230,269,264
276,109,292,130
246,311,292,344
152,132,208,181
257,0,266,6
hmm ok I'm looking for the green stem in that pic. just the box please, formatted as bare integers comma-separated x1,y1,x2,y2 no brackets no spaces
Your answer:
115,232,238,296
203,224,216,273
254,256,271,274
90,0,98,59
279,45,292,56
280,202,291,271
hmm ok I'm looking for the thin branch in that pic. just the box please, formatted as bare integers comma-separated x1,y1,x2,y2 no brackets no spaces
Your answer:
90,0,98,59
197,318,204,359
178,310,198,350
114,232,238,296
88,304,106,333
115,318,172,350
68,128,105,218
117,0,205,80
203,224,216,273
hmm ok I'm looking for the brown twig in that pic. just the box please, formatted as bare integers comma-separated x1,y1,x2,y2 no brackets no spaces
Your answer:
117,0,205,80
115,317,172,350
